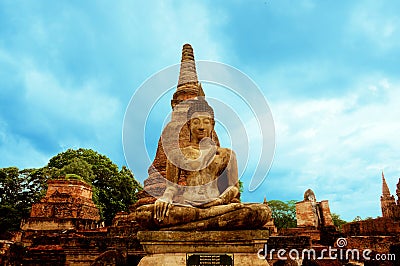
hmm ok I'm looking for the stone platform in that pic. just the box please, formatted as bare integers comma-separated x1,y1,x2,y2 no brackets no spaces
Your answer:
137,230,270,265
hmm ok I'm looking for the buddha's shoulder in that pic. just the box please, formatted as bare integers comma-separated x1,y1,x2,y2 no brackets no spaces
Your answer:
216,147,236,157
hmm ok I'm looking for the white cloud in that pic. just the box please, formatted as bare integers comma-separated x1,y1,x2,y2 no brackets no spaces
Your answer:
148,1,228,62
348,1,400,52
0,119,49,169
1,1,230,172
267,75,400,220
0,49,123,168
23,68,119,127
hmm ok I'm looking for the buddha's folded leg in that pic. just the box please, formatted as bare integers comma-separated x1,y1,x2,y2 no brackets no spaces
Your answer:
135,203,271,230
135,204,200,229
164,203,271,231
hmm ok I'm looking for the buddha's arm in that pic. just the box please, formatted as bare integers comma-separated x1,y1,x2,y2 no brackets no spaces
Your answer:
154,159,178,221
164,158,180,200
227,150,239,187
220,150,239,202
201,150,239,208
200,186,239,208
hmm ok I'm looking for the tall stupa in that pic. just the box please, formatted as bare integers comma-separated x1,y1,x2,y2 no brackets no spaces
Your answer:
135,44,220,206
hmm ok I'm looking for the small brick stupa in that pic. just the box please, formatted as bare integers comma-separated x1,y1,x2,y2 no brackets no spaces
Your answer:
20,177,103,265
21,178,100,244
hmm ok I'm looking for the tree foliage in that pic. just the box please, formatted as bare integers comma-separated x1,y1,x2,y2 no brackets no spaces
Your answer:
352,215,374,222
238,179,243,194
0,167,47,235
58,157,94,182
268,199,297,229
0,148,142,234
46,148,142,225
331,213,347,230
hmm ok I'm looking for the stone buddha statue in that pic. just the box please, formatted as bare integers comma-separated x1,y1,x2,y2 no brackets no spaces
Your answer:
304,189,322,228
135,98,271,230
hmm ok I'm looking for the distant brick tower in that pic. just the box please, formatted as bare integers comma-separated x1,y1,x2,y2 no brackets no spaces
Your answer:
381,171,396,218
396,179,400,205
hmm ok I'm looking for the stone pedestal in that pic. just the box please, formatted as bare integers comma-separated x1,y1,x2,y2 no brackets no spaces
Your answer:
137,230,269,266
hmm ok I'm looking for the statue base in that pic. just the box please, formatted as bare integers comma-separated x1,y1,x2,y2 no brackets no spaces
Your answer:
137,230,269,266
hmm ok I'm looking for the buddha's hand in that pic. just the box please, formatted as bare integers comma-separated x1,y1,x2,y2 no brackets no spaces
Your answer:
154,195,173,222
200,198,224,208
201,185,239,208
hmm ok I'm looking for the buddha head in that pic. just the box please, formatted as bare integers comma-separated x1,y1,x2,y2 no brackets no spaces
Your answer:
304,189,316,202
187,98,215,144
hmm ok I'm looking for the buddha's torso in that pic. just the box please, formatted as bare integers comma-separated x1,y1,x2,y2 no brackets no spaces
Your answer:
170,146,232,205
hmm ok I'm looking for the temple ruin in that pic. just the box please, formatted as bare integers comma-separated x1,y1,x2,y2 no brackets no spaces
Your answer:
19,178,144,265
296,189,334,229
2,44,399,265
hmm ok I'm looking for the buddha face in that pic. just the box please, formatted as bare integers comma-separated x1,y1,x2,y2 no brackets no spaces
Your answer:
189,112,213,143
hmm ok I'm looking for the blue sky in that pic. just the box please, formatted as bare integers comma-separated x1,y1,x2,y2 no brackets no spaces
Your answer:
1,0,400,221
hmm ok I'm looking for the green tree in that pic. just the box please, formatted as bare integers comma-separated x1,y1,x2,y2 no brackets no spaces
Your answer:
331,213,347,230
46,148,142,225
0,148,142,234
58,157,95,182
1,167,27,235
268,199,297,230
351,216,373,222
0,167,47,235
238,179,243,194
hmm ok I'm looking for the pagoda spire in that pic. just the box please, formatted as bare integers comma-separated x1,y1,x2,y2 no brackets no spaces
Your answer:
177,44,198,86
382,171,392,197
381,170,396,218
171,44,203,108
